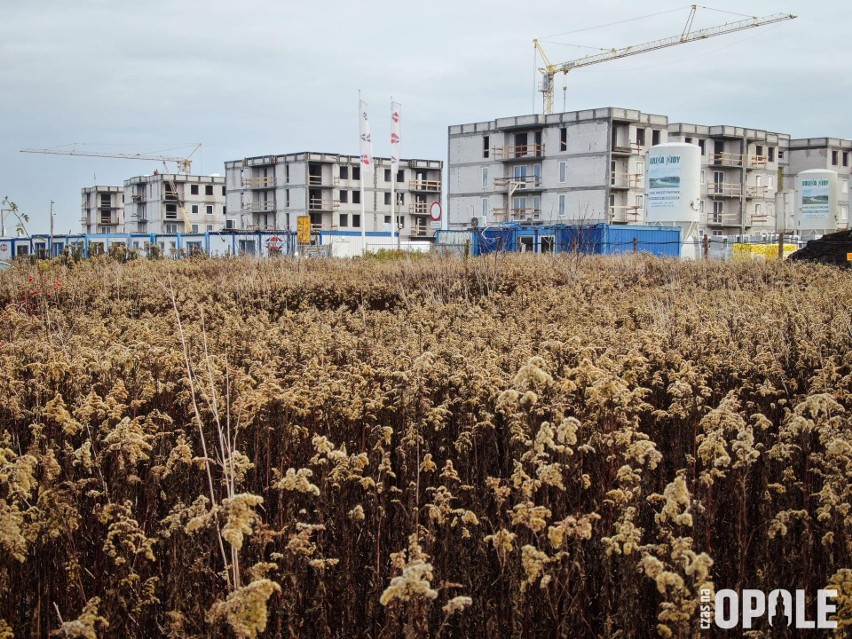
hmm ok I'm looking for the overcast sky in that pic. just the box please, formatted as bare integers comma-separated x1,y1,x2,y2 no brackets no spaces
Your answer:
1,0,848,234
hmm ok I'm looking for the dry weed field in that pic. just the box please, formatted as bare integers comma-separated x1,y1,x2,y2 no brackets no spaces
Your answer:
0,253,850,638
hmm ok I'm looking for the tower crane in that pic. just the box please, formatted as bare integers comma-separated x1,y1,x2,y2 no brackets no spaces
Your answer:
20,143,202,229
534,6,796,114
20,143,201,174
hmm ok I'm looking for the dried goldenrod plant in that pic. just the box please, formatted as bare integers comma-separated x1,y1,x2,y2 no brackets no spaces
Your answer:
0,253,849,637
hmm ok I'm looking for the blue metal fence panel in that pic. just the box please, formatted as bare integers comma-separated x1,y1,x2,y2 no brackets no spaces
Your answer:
476,227,517,255
557,225,601,254
600,225,681,257
553,224,679,257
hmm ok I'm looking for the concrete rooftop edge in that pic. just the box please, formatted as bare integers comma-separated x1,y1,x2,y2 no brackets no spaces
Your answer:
224,152,444,167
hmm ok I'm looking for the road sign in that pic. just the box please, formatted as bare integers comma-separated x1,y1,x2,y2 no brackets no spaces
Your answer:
297,216,311,245
429,201,442,221
430,220,441,229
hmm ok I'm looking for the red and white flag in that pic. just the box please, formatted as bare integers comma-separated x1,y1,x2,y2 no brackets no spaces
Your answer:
359,99,374,175
390,102,401,173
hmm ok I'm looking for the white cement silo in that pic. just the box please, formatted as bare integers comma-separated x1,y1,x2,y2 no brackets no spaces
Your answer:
795,169,838,236
645,143,701,258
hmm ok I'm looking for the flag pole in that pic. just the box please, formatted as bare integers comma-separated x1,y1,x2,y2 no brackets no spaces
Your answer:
390,98,396,253
390,99,403,252
359,91,366,256
360,169,366,257
359,93,375,257
390,170,396,252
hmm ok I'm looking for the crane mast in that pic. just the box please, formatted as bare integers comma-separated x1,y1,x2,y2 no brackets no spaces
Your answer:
535,6,796,114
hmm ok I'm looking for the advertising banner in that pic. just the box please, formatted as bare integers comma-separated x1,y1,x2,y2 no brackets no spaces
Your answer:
800,178,830,219
648,154,682,211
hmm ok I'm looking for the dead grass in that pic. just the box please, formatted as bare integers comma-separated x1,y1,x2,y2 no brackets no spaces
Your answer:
0,253,850,638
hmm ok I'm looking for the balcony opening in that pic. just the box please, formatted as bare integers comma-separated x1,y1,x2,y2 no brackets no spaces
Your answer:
514,133,528,158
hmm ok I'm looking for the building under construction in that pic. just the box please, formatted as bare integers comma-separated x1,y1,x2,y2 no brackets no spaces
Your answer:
448,107,668,229
666,123,789,237
787,138,851,228
224,152,443,240
80,186,125,235
123,173,227,235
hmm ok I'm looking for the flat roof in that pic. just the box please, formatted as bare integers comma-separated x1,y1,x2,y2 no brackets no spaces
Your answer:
449,107,669,135
225,152,442,168
123,173,226,185
669,122,790,142
788,137,852,150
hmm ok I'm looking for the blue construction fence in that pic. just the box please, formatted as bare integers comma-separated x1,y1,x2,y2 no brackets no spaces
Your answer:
435,223,682,258
1,226,681,262
0,231,306,261
0,229,438,262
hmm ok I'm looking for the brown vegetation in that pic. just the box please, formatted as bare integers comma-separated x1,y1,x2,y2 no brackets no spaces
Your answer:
0,254,850,638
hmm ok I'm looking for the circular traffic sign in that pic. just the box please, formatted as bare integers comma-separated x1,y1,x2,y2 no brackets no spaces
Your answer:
429,201,442,221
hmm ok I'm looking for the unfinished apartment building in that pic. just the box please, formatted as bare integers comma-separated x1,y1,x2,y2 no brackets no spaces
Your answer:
447,107,668,227
224,153,443,238
123,173,227,235
666,123,789,237
786,138,851,229
81,186,125,234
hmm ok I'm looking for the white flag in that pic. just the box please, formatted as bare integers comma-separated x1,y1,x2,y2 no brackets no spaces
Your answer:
390,102,401,173
359,99,374,175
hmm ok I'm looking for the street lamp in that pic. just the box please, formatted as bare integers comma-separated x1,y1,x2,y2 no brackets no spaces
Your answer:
49,200,55,255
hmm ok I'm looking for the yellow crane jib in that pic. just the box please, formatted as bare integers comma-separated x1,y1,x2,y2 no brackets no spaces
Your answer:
19,143,202,174
535,7,796,114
